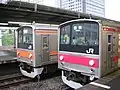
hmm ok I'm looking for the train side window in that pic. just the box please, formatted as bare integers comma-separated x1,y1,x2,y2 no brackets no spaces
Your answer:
119,34,120,39
108,35,112,51
43,37,48,48
108,45,111,51
119,41,120,46
108,35,112,43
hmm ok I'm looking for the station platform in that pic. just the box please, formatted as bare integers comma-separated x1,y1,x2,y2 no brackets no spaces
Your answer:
0,50,17,64
78,69,120,90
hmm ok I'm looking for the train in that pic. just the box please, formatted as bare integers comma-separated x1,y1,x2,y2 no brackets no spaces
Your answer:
16,24,58,78
58,19,120,89
15,17,120,89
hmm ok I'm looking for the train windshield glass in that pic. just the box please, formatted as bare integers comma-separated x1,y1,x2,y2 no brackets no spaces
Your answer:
72,22,99,46
60,25,70,44
17,26,33,50
60,21,99,55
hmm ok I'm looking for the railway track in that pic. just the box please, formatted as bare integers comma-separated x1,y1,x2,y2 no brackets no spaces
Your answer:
0,70,71,90
0,73,31,89
0,70,61,89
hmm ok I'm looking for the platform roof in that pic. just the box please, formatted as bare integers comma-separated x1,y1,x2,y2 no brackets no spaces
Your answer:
0,1,120,25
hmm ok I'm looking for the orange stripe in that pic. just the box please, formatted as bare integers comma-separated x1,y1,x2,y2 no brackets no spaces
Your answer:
36,31,57,33
37,33,57,35
17,50,34,59
50,51,57,55
35,30,57,35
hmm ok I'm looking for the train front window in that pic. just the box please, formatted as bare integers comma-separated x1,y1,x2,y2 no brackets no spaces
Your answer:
60,25,70,44
17,26,33,50
72,23,99,46
60,21,99,55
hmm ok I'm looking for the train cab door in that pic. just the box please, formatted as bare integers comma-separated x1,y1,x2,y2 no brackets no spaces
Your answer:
41,35,49,62
107,33,117,70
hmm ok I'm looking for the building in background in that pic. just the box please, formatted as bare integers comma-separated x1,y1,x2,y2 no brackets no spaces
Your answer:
56,0,105,17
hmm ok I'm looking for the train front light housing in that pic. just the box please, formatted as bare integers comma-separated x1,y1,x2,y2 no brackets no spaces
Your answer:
17,52,20,55
89,60,95,66
60,56,64,61
29,53,32,59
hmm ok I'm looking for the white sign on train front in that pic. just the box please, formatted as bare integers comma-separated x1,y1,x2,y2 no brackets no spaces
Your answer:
86,48,94,54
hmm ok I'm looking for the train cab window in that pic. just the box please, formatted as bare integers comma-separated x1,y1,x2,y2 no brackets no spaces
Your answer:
60,25,70,44
17,26,33,50
72,24,85,45
72,23,99,46
59,21,99,55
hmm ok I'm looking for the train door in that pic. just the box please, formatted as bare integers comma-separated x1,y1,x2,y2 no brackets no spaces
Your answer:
112,33,118,68
41,35,49,62
107,33,117,70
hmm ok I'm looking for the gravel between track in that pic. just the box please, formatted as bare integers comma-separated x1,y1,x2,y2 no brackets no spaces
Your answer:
2,76,69,90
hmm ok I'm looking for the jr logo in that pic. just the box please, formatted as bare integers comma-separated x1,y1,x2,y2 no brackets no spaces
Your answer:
86,48,94,54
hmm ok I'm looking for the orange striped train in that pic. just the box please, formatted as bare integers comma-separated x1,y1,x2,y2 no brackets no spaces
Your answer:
16,24,58,78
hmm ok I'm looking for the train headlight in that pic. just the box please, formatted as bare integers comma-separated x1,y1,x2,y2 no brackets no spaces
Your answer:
29,53,32,59
89,60,95,66
17,52,20,55
60,56,64,61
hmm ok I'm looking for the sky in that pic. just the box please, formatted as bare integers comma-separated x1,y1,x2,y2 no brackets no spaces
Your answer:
44,0,120,21
44,0,56,7
105,0,120,21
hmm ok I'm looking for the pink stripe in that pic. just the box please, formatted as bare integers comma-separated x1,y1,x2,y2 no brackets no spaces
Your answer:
59,53,99,68
114,56,118,62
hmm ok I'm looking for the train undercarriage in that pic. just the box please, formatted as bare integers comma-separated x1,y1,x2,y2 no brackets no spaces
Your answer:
19,63,58,78
62,70,96,89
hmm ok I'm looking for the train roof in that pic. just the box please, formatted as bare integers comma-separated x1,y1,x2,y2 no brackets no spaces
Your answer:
19,24,58,30
59,18,120,28
59,19,100,26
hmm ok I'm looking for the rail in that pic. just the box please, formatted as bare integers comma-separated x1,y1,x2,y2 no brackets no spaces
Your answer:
0,73,31,89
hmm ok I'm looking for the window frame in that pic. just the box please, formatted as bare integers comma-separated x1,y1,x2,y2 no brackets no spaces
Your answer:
59,21,99,55
71,21,99,46
60,25,71,44
17,26,33,50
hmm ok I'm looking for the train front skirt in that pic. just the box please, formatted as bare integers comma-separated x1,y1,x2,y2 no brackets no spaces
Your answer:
20,67,43,78
62,70,83,89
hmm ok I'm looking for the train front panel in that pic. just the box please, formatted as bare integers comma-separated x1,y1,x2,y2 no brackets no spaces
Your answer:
58,19,100,89
17,26,34,66
17,25,58,78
